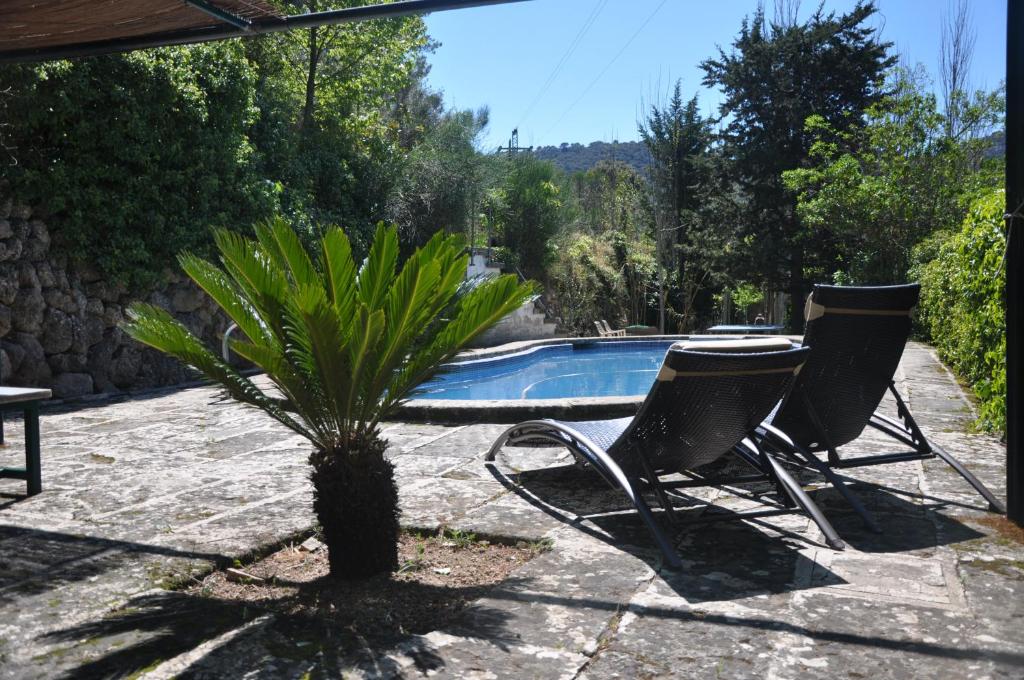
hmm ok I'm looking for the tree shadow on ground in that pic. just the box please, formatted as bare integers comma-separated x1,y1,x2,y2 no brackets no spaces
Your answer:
35,575,523,679
0,525,230,605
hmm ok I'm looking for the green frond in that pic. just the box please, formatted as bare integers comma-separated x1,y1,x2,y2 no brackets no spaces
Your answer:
346,306,385,429
357,222,399,311
123,303,315,442
256,216,318,286
126,219,535,452
178,253,271,347
377,274,536,420
213,229,290,338
287,283,355,438
320,227,358,324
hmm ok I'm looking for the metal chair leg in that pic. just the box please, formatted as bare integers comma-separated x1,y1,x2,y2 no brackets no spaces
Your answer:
760,424,881,533
762,453,845,550
929,439,1006,513
636,450,679,525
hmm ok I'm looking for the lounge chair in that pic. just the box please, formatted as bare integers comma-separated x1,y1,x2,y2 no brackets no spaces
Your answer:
487,338,844,569
756,283,1004,530
594,320,626,337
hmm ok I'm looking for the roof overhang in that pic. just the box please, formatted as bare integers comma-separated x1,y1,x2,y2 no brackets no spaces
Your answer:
0,0,530,64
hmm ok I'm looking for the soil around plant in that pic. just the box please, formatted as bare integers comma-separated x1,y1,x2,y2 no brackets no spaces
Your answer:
186,531,546,640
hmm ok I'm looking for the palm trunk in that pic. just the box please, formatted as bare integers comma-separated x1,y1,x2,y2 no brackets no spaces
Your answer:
309,435,399,579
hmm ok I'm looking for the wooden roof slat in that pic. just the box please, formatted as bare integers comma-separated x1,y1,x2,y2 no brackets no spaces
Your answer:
0,0,529,63
0,0,282,51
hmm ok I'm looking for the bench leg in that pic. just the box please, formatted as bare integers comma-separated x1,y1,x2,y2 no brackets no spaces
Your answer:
24,402,41,495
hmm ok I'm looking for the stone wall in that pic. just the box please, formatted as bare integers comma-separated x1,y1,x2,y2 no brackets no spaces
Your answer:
0,199,227,399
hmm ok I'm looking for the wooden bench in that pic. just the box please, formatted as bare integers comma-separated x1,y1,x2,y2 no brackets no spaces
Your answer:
0,387,52,496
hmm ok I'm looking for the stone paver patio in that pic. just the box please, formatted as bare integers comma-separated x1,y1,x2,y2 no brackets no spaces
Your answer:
0,343,1021,678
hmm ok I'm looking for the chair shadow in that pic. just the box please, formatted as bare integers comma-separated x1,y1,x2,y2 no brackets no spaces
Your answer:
488,462,843,602
33,576,524,679
0,491,24,510
806,478,986,553
490,455,987,602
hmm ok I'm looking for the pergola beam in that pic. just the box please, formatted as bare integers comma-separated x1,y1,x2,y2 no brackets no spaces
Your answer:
183,0,254,31
0,0,531,64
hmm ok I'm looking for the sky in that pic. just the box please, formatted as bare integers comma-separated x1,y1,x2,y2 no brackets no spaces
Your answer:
423,0,1007,150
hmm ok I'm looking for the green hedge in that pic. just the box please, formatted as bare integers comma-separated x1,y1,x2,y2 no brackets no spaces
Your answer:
1,43,277,287
915,189,1006,433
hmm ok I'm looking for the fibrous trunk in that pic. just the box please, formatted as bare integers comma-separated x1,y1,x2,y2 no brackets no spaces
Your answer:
310,435,399,579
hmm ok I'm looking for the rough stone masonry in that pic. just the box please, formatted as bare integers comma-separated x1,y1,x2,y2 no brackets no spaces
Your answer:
0,196,226,399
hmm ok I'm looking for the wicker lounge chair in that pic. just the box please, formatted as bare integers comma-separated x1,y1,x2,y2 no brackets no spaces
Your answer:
487,338,844,569
756,283,1004,530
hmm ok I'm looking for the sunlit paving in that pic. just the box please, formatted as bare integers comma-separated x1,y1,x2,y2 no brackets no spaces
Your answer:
0,0,1020,678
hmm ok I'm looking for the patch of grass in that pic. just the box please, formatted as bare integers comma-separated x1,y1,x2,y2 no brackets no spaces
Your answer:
398,541,427,574
173,510,215,522
125,658,165,680
975,515,1024,545
525,537,555,553
962,558,1024,578
442,528,477,549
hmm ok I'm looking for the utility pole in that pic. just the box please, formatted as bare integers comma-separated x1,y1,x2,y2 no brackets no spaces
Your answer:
497,128,531,157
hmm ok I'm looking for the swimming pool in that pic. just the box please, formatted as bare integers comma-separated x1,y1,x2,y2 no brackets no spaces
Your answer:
415,340,676,400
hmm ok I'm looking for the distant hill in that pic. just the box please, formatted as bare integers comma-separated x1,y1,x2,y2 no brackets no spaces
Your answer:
533,140,651,175
983,130,1004,160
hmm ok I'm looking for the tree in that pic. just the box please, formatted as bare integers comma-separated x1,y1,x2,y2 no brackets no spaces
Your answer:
496,156,562,279
783,67,1004,284
639,81,713,332
124,219,535,578
387,108,490,249
939,0,975,141
701,1,893,330
245,1,430,249
549,161,657,332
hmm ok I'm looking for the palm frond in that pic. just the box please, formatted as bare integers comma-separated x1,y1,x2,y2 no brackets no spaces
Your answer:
320,227,358,323
377,274,536,421
256,216,319,286
178,253,271,347
286,283,355,441
123,304,316,442
357,222,399,311
126,220,536,454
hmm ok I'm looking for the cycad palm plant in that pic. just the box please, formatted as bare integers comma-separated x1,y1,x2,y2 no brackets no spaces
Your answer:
124,219,534,578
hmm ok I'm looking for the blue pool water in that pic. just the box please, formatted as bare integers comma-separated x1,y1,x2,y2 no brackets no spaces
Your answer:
415,340,676,400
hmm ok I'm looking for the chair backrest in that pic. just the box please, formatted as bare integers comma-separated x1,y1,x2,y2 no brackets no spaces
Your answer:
608,342,810,473
771,283,920,451
594,320,606,336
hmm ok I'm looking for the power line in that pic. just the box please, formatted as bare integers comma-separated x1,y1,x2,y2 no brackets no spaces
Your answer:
515,0,608,130
542,0,669,142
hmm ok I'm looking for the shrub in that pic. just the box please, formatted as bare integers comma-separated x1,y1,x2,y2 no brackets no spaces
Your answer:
1,43,277,287
914,189,1006,433
548,232,623,335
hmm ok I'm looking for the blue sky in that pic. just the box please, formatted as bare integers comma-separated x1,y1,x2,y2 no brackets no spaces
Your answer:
423,0,1007,150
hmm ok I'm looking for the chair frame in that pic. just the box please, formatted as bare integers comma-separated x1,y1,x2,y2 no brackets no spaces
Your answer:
487,345,845,569
758,284,1004,532
594,320,626,337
